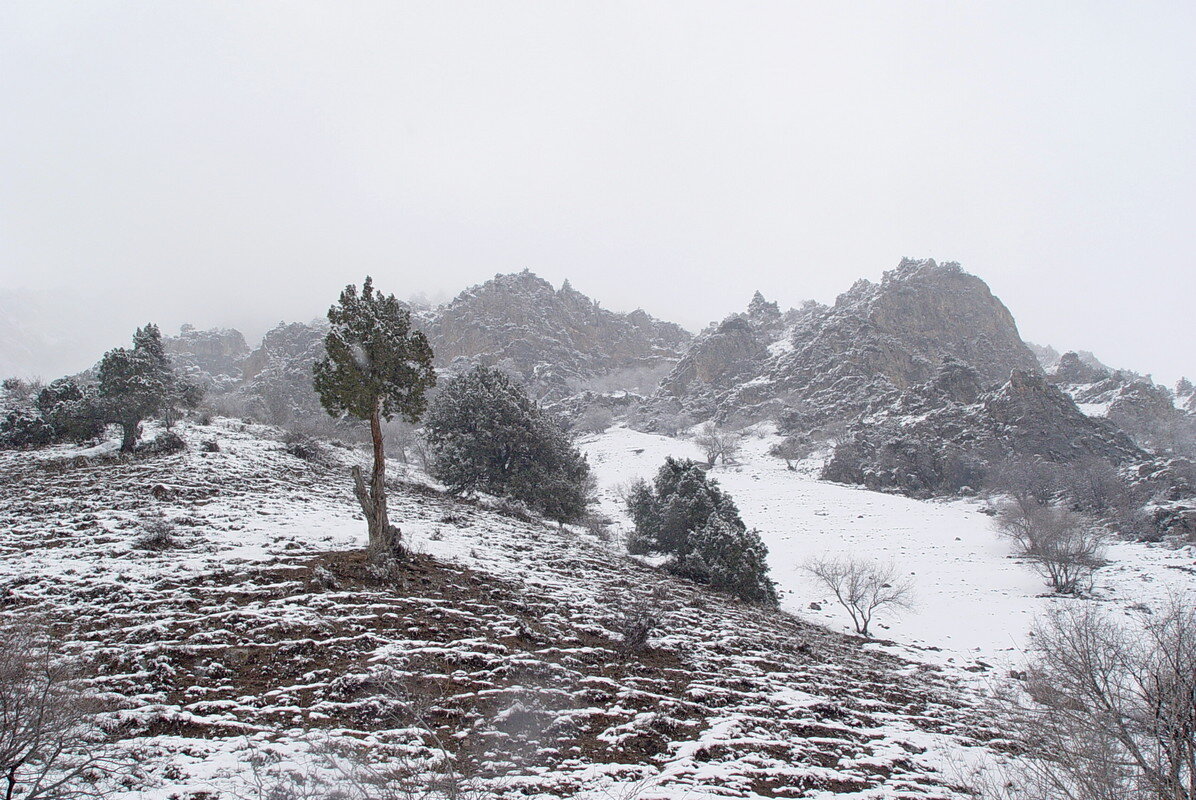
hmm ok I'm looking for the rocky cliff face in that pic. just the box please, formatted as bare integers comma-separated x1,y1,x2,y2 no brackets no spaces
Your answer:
648,259,1041,430
164,325,250,392
822,362,1142,497
424,270,690,399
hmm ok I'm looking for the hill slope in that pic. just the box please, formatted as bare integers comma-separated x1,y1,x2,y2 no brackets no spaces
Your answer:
0,421,996,799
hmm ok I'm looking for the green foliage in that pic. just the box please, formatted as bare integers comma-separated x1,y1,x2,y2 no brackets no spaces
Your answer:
98,323,193,451
0,379,104,449
424,366,592,523
682,515,778,604
0,408,55,448
37,380,105,443
313,277,436,424
627,457,777,604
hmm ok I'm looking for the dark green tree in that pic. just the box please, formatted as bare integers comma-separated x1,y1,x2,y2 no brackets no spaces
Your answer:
313,277,436,558
97,324,181,452
424,366,591,523
627,457,777,604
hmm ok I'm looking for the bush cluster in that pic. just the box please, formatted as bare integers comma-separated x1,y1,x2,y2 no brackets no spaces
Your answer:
424,366,592,523
626,457,777,604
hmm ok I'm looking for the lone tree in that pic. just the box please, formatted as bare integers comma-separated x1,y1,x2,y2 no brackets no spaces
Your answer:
804,556,914,636
626,457,777,604
314,277,436,559
97,323,191,452
694,422,742,466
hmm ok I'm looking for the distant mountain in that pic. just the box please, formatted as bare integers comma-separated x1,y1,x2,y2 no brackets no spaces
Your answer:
157,272,691,425
424,270,691,399
643,258,1041,429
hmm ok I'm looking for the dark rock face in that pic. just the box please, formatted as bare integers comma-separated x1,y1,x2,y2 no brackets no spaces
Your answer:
1052,351,1110,384
165,326,250,392
651,259,1040,430
822,365,1141,498
425,271,690,400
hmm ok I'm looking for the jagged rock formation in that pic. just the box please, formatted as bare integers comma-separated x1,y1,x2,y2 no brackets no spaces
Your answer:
424,270,690,399
237,321,330,425
177,273,689,423
164,325,249,392
1051,350,1110,384
1026,341,1062,371
823,362,1142,497
645,259,1041,431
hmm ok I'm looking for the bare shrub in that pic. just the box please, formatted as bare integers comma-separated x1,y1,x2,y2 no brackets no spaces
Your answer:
994,502,1106,594
574,406,615,435
985,455,1062,514
0,627,113,799
133,515,180,550
769,436,814,469
981,600,1196,800
693,422,742,466
282,431,332,464
803,557,913,636
237,733,487,800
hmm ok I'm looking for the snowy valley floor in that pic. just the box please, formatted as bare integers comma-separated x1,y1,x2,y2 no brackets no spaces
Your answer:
582,427,1196,675
1,420,1194,798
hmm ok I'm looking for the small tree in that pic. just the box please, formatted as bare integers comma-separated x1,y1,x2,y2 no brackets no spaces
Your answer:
96,323,184,452
0,627,112,799
994,502,1106,594
424,366,591,523
804,556,913,636
627,457,777,604
988,600,1196,800
314,277,436,559
694,422,742,466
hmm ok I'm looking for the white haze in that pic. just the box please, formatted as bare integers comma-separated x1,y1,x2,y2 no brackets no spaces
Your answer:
1,2,1193,383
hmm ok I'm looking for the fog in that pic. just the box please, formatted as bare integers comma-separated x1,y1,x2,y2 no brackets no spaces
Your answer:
2,2,1193,383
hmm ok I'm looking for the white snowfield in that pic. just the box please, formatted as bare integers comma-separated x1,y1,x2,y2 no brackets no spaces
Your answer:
582,426,1196,675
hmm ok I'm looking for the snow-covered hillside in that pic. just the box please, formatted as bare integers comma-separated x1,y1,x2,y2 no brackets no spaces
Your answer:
583,427,1196,676
2,420,1009,800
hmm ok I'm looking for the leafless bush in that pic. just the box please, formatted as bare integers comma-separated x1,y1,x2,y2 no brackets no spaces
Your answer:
978,600,1196,800
769,436,815,469
0,627,114,799
693,422,742,466
581,511,615,543
133,515,180,550
803,557,914,636
985,455,1062,514
282,431,332,464
574,406,615,435
237,734,487,800
994,502,1106,594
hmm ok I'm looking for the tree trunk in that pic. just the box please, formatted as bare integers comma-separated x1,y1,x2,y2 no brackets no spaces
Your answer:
119,421,139,453
353,403,400,560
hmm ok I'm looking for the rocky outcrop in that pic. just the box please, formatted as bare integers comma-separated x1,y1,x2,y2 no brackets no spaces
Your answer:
165,325,250,392
649,259,1041,430
822,364,1141,497
1051,351,1110,385
424,271,690,400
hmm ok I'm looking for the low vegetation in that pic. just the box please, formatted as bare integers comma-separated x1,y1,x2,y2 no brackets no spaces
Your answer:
625,456,777,604
803,556,914,637
424,365,592,523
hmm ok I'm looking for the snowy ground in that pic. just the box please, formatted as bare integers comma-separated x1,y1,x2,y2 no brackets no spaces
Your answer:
581,426,1196,676
1,419,1008,800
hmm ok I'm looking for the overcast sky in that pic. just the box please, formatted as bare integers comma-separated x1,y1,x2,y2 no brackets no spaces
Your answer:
2,2,1193,382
